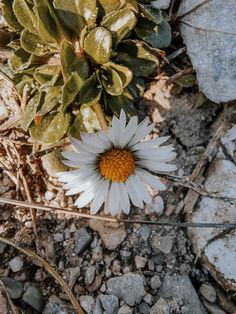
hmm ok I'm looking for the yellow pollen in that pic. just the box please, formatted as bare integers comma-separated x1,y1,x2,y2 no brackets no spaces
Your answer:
99,148,135,182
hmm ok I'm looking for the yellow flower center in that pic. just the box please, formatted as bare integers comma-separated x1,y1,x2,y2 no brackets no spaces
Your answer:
99,148,135,182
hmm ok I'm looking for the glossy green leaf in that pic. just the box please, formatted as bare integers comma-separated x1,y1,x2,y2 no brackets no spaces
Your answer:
99,67,124,96
101,7,137,44
30,111,72,144
1,0,23,31
139,4,163,24
79,73,102,106
104,62,133,88
175,74,196,88
8,48,30,72
35,86,62,118
126,76,145,100
62,72,84,111
194,92,206,108
135,18,171,48
13,0,38,33
20,29,52,56
83,27,112,64
20,93,42,131
116,51,157,77
98,0,120,15
60,41,89,80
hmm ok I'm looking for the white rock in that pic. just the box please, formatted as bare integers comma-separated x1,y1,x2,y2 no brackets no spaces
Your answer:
178,0,236,103
152,0,171,10
9,256,24,272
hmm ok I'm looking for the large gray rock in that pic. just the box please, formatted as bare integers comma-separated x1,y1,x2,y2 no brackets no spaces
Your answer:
189,159,236,291
22,286,44,312
159,274,207,314
178,0,236,103
1,277,23,299
100,294,119,314
107,273,146,306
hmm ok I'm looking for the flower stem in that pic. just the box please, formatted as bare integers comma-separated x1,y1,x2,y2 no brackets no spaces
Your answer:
92,103,108,131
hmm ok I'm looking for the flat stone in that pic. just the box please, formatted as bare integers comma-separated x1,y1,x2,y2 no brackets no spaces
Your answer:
79,295,95,314
199,283,216,303
22,286,44,312
178,0,236,103
150,298,169,314
118,305,133,314
74,228,92,254
100,294,119,314
203,301,226,314
9,256,24,272
188,159,236,291
159,274,207,314
150,275,162,290
139,302,150,314
89,220,127,250
85,265,96,286
134,256,147,269
1,277,23,299
43,295,75,314
151,235,173,254
107,273,146,306
93,297,103,314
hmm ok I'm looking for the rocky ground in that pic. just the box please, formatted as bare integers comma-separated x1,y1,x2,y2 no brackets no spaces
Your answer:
1,68,236,313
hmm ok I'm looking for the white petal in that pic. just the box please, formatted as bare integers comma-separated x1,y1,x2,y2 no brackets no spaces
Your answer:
128,117,155,147
125,175,143,208
120,116,138,147
136,150,177,162
136,168,166,190
131,174,152,204
90,180,110,214
74,181,100,207
138,160,177,172
61,159,93,168
66,174,101,195
119,109,127,129
71,136,105,154
57,169,82,182
63,169,95,189
131,136,171,151
108,116,120,146
119,182,130,214
107,182,120,216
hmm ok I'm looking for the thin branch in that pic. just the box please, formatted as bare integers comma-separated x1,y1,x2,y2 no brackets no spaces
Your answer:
0,236,84,314
154,172,236,206
179,21,236,36
0,197,236,229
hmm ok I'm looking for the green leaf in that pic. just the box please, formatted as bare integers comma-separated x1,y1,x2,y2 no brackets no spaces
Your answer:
101,7,137,44
135,18,171,48
8,48,30,72
68,112,86,139
60,41,89,80
104,62,133,88
33,0,68,43
62,72,84,111
116,51,157,77
83,27,112,64
1,0,23,31
175,74,196,88
30,111,72,144
34,64,60,85
126,76,145,100
35,86,62,118
14,74,34,94
80,104,101,132
13,0,38,33
194,92,206,108
20,29,52,56
99,67,124,96
139,4,163,24
20,93,42,131
105,94,137,117
79,73,102,106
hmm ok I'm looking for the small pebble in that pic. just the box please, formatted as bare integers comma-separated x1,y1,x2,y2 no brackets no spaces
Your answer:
85,265,96,286
118,305,133,314
92,246,103,262
100,294,119,314
44,191,55,201
150,275,162,290
135,256,147,269
53,233,64,242
199,283,217,303
22,286,44,312
79,295,95,314
9,256,24,272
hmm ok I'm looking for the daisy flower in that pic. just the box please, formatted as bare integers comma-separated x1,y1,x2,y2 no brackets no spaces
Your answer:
57,110,177,216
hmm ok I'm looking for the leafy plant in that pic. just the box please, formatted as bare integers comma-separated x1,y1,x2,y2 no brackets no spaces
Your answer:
1,0,172,144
